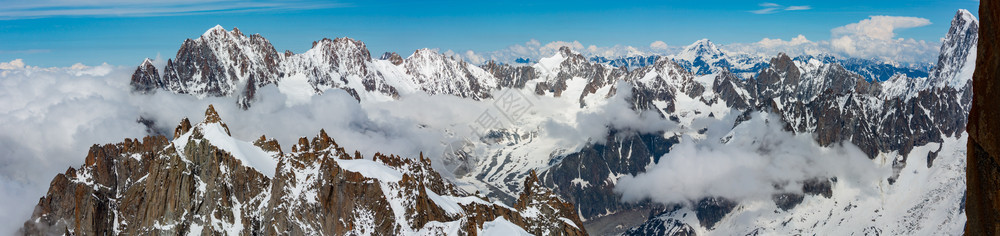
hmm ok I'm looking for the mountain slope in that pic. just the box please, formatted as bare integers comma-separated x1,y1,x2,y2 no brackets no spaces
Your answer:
20,106,587,235
116,9,979,235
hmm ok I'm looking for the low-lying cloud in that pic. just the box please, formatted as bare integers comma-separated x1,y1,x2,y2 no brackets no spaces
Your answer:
549,82,676,145
615,112,889,205
0,60,456,234
0,59,679,234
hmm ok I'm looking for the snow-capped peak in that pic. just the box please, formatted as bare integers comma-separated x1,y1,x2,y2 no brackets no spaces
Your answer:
957,9,976,23
407,48,439,60
672,38,736,75
533,48,570,78
625,46,645,57
204,24,228,36
927,9,979,88
675,38,724,62
558,46,577,57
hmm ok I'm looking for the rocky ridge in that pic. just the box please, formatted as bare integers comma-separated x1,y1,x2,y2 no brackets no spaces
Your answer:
123,10,979,235
20,105,586,235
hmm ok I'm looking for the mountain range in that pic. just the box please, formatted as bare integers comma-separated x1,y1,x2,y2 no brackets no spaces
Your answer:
24,8,979,236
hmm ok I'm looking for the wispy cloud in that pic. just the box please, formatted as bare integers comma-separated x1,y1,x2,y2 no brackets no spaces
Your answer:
751,8,780,14
0,0,347,20
0,49,51,54
785,5,811,11
750,2,811,14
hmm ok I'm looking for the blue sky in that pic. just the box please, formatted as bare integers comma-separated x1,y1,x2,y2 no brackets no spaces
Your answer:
0,0,981,67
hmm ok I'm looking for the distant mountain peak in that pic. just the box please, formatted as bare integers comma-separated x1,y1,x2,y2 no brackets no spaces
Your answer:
677,38,724,60
203,24,228,36
927,8,979,88
957,9,976,22
558,46,575,56
673,38,732,75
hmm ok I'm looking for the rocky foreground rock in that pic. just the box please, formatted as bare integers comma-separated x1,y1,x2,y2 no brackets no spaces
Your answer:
19,105,586,235
965,0,1000,234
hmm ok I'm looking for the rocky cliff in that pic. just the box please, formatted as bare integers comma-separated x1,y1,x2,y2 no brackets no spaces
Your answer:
965,0,1000,234
19,105,587,235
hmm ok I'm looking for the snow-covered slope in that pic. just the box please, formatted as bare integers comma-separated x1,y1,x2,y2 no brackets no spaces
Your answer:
117,9,978,235
20,106,587,235
404,49,498,100
927,9,979,89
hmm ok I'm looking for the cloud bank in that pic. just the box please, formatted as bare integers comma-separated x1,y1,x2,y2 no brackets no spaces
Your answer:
827,16,937,61
615,112,889,205
0,59,678,234
724,15,939,65
0,60,455,234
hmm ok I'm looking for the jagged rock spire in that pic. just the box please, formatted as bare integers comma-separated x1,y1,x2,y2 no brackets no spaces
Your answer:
130,58,162,94
203,104,222,123
198,104,231,136
173,118,191,139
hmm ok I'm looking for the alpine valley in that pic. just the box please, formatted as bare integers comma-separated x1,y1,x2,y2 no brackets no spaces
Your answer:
17,9,979,236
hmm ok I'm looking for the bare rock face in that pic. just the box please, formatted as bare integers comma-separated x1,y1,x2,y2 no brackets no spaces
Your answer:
130,58,162,94
541,131,677,221
404,49,498,100
482,60,537,89
966,1,1000,234
623,217,695,236
20,105,588,235
380,52,405,66
283,37,400,100
162,26,283,107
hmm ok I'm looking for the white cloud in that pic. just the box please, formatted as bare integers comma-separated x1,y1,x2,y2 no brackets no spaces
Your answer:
827,16,937,62
760,2,780,7
650,41,669,50
464,50,485,65
0,59,25,70
830,35,857,55
725,35,826,59
0,49,50,54
751,8,780,14
832,15,932,40
0,59,680,234
723,14,940,64
543,82,676,145
615,112,889,204
757,34,812,47
0,60,455,234
785,5,811,11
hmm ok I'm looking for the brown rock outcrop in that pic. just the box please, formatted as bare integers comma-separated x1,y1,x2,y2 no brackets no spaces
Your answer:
20,105,587,235
966,1,1000,235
